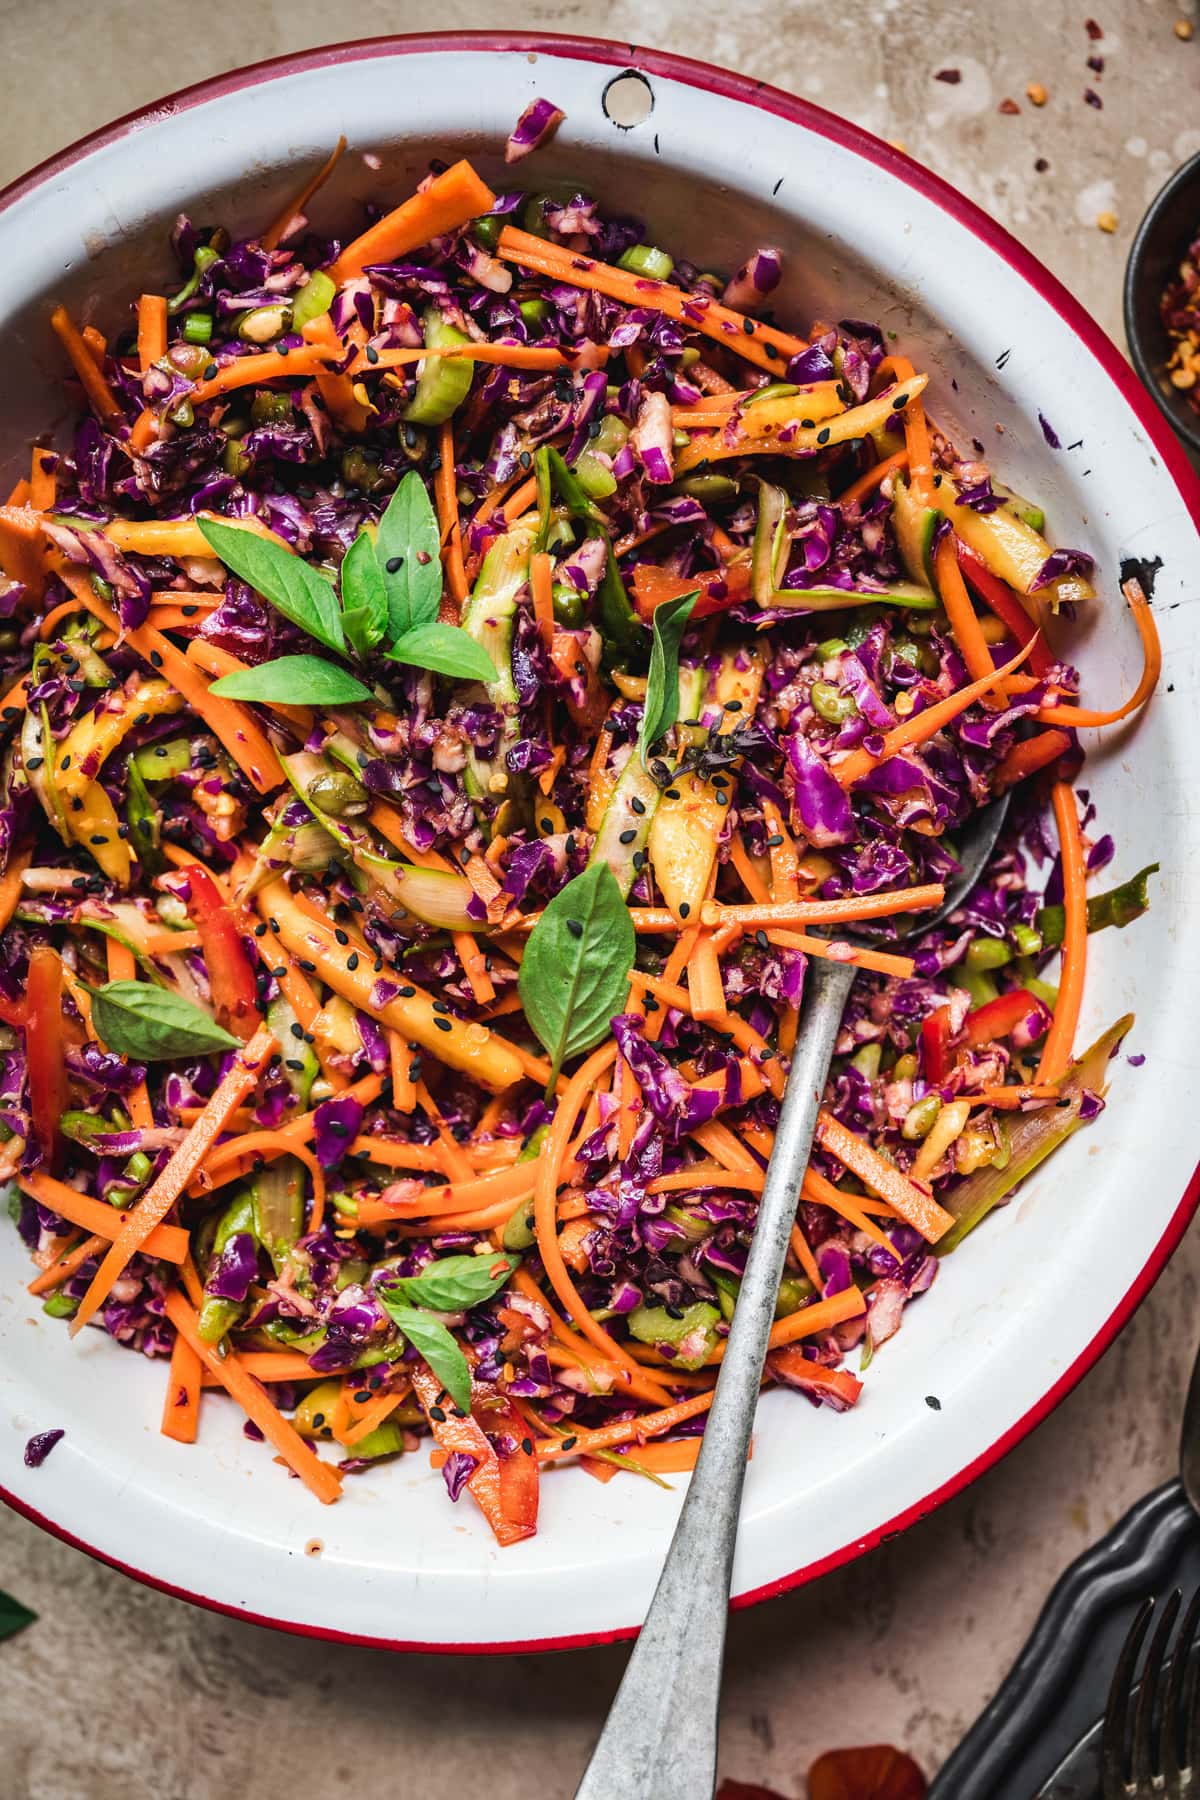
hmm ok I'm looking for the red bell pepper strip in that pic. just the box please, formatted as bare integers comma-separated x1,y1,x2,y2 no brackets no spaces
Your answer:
409,1362,539,1546
920,1006,954,1083
26,944,68,1173
182,864,262,1042
963,987,1046,1050
958,548,1053,678
631,558,751,622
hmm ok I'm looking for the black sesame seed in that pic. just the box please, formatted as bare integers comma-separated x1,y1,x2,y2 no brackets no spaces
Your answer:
892,393,909,410
665,788,681,801
290,1022,305,1039
755,928,769,949
61,754,72,770
254,922,268,937
521,1437,534,1455
334,927,349,945
347,952,359,970
365,344,379,365
398,985,416,998
298,958,317,973
816,428,831,446
434,1017,452,1032
632,850,645,870
386,555,404,573
540,818,553,833
618,828,637,845
354,1389,371,1403
149,650,164,668
432,1000,450,1014
766,834,784,848
679,902,691,918
566,919,583,939
561,1434,578,1450
630,795,646,815
203,363,219,380
429,1405,447,1422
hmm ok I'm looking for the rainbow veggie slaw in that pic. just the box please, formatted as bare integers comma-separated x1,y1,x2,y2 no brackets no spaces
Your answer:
0,121,1161,1541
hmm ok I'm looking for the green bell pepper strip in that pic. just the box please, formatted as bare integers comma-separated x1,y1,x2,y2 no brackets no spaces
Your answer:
1038,864,1158,948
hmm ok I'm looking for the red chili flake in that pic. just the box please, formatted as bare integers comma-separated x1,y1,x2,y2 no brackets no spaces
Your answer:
934,67,962,83
1086,15,1103,35
1084,87,1103,107
998,97,1021,114
1087,53,1105,72
716,1786,790,1800
1035,157,1051,171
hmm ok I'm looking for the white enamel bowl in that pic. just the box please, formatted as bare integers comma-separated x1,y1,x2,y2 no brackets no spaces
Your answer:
1,33,1197,1653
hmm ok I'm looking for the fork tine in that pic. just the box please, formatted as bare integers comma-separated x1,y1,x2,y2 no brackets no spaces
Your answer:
1103,1598,1157,1800
1132,1588,1181,1790
1160,1585,1200,1792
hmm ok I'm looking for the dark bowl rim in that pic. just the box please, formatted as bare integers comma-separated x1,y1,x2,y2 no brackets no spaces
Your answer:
1123,148,1200,456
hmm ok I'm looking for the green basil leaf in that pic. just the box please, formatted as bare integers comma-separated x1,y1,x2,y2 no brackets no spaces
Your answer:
198,518,344,653
0,1591,36,1643
637,590,698,765
378,1300,472,1414
387,621,498,684
374,470,443,639
391,1251,519,1314
89,982,241,1062
518,860,635,1086
339,531,390,658
209,655,372,706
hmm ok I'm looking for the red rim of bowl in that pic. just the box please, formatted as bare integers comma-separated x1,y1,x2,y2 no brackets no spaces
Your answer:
2,28,1198,1657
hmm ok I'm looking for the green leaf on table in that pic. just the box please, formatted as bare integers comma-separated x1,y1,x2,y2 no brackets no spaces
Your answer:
387,620,497,684
198,518,344,653
637,589,698,765
378,1299,472,1414
388,1251,519,1314
374,470,443,639
209,655,372,707
339,531,390,658
518,859,635,1087
0,1591,35,1643
89,982,240,1062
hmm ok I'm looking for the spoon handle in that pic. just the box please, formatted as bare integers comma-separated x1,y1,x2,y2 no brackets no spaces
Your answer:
574,956,857,1800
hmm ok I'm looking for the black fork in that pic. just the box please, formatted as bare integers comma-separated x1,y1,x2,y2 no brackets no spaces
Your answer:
1102,1587,1200,1797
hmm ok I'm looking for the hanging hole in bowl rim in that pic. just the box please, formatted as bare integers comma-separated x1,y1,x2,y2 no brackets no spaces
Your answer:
603,71,654,130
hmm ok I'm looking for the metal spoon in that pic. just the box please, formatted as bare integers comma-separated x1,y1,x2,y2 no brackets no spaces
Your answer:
575,791,1012,1800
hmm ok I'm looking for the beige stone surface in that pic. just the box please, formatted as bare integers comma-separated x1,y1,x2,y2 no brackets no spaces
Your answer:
0,3,1198,1794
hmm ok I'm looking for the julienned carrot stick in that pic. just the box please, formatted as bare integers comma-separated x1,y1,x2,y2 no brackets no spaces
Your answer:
0,506,48,596
1036,781,1088,1083
969,1084,1061,1108
29,448,57,511
503,475,540,523
875,354,934,503
800,1168,897,1256
27,1232,105,1296
49,304,122,422
187,345,337,405
18,1173,189,1263
496,225,807,375
992,727,1073,792
70,1026,277,1335
646,1165,764,1194
65,571,285,793
934,533,1008,706
530,551,555,652
627,969,785,1099
190,1073,386,1195
104,938,154,1130
815,1109,953,1244
839,449,909,506
1035,577,1161,728
436,419,469,610
0,846,32,934
789,1221,824,1289
764,928,916,980
261,135,346,251
200,1350,320,1385
534,1038,677,1399
329,159,497,284
687,932,726,1022
161,1330,202,1444
164,1291,342,1504
534,1390,715,1461
348,342,607,375
136,294,168,374
353,1159,534,1223
298,312,372,432
833,637,1036,789
712,1284,866,1360
729,833,772,904
691,1119,761,1174
696,884,946,930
